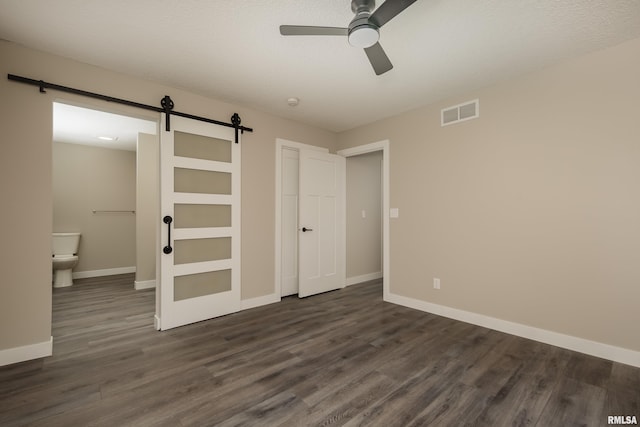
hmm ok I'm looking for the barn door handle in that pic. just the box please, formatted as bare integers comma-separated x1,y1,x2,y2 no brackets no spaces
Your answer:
302,227,313,232
163,215,173,254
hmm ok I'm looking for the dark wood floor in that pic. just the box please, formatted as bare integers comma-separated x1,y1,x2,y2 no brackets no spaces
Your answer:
0,274,638,426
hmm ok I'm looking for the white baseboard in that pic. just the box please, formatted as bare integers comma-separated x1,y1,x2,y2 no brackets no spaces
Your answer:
241,293,280,311
134,279,156,290
386,292,640,368
345,272,383,287
73,266,136,279
0,336,53,367
154,314,161,331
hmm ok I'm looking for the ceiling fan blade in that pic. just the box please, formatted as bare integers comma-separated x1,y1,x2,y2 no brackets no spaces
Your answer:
280,25,348,36
364,42,393,75
369,0,418,28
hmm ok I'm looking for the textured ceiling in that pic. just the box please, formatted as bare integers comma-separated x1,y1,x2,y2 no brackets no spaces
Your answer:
2,0,640,132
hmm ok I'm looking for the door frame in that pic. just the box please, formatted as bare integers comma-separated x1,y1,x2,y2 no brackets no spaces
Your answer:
337,140,390,301
274,138,329,298
52,100,160,285
275,138,390,300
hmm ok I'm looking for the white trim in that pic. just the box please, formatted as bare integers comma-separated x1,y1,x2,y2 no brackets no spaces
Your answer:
275,138,330,299
73,266,136,279
345,271,383,286
241,293,281,311
338,141,386,157
387,292,640,368
337,140,390,301
154,314,161,331
173,259,232,276
275,138,330,153
134,279,156,290
175,227,232,240
0,337,53,367
173,193,232,205
173,156,232,173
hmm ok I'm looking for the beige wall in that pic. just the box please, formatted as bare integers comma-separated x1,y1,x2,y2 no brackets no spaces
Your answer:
0,49,52,350
346,151,382,279
136,133,159,283
0,40,336,353
53,142,136,273
6,33,639,358
337,37,640,352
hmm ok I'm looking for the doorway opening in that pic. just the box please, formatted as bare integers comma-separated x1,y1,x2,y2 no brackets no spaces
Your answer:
338,141,390,299
52,101,158,327
345,150,383,286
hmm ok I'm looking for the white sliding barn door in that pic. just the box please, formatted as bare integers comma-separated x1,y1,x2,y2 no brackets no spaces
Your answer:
298,149,345,298
158,114,240,330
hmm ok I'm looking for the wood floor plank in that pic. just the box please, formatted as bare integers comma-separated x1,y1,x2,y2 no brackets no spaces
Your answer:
405,381,491,427
343,355,465,426
473,365,555,426
286,371,398,427
0,274,638,426
535,377,608,427
215,391,306,427
564,352,613,389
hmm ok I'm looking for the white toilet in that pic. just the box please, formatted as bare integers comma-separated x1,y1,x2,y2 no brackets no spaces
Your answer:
52,232,81,288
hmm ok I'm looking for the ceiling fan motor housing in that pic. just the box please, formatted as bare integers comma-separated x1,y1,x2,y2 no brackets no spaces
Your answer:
348,0,379,48
351,0,375,15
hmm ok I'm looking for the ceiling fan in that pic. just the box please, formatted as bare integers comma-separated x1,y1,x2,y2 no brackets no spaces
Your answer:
280,0,418,76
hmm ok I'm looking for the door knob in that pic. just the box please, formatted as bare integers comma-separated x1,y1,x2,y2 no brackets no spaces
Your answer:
302,227,313,232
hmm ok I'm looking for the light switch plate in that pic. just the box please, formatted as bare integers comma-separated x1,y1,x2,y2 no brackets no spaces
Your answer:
390,208,399,218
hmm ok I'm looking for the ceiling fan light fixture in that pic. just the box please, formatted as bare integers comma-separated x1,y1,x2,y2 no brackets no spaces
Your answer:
280,0,419,74
348,25,379,48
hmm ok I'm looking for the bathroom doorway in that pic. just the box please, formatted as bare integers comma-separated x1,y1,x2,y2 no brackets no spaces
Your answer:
52,101,158,293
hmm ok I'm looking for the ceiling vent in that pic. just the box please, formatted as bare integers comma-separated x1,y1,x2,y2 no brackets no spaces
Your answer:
441,99,479,126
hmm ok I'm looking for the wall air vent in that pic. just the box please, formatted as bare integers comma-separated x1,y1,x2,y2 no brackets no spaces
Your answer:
441,99,479,126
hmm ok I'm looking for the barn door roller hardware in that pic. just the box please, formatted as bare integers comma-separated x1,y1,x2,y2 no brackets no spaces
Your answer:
7,74,253,143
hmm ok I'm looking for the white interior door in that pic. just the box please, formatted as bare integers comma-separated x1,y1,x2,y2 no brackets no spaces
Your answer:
298,149,345,298
158,114,240,330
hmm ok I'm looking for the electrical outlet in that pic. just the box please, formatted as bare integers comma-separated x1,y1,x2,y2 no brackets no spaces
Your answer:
433,278,441,290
